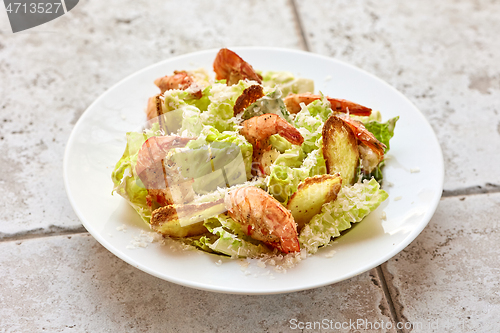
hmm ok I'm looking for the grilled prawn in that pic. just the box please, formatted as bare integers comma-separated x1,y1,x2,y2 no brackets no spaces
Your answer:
339,115,386,173
135,136,196,208
213,48,262,85
240,114,304,176
154,71,202,96
284,93,372,116
146,71,203,120
225,186,300,253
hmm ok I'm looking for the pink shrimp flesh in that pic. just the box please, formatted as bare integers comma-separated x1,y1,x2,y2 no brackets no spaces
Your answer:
284,93,372,116
135,135,196,208
240,114,304,175
154,71,201,96
338,115,386,166
213,48,262,85
225,186,300,253
135,135,195,179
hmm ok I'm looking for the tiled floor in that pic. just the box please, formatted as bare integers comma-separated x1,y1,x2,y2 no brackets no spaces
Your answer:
1,1,499,332
383,193,500,332
1,234,395,332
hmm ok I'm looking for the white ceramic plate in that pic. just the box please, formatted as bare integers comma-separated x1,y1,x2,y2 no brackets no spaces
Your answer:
64,47,444,294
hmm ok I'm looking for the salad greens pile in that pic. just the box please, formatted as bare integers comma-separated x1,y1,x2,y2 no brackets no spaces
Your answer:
112,68,398,258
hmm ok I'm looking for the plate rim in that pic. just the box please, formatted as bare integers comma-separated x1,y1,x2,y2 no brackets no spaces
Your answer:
63,46,444,294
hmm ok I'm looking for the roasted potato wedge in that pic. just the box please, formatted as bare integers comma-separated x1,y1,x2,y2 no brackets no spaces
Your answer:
322,115,359,185
287,174,342,232
151,199,225,237
260,148,281,176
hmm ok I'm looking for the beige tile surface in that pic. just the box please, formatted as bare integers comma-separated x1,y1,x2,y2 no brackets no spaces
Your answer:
1,234,396,332
382,193,500,332
296,0,500,191
0,0,303,235
2,1,499,332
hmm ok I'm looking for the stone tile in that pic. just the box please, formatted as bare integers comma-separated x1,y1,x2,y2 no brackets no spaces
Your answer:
382,193,500,332
0,234,396,333
0,0,304,235
296,0,500,190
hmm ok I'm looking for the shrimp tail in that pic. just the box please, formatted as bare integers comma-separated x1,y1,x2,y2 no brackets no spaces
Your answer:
340,116,386,159
363,140,386,157
284,93,372,116
328,98,372,116
225,187,300,254
279,237,301,254
240,114,304,176
213,48,262,85
276,120,304,146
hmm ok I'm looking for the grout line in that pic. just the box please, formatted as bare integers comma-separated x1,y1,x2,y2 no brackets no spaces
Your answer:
376,266,404,333
3,183,498,242
442,183,500,198
0,226,89,243
290,0,310,51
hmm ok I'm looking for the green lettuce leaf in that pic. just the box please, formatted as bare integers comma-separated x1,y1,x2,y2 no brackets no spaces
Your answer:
304,147,328,177
273,145,305,168
195,216,271,258
111,130,159,223
242,88,292,122
200,81,255,132
260,71,314,96
151,90,205,136
350,110,382,123
363,116,399,153
293,98,332,154
358,116,399,182
185,126,253,180
266,164,310,204
192,236,216,253
304,97,333,122
299,178,388,253
163,88,208,112
169,140,249,195
269,134,293,153
266,147,326,204
159,68,211,112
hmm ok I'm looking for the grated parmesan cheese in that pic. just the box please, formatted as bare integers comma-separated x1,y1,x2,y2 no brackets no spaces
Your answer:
256,260,267,268
127,230,163,249
239,260,250,269
116,225,127,232
324,249,337,258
